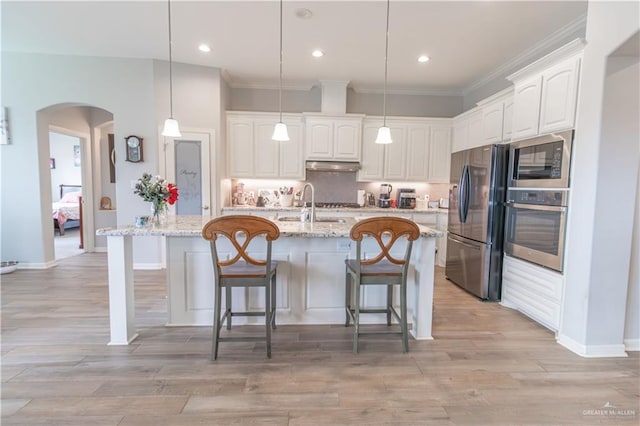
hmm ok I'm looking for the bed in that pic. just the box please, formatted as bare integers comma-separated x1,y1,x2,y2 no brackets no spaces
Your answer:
53,184,84,248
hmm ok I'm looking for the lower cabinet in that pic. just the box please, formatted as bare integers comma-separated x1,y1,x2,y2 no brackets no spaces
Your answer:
500,255,564,331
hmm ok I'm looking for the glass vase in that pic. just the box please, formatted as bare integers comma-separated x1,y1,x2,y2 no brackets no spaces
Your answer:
151,200,167,226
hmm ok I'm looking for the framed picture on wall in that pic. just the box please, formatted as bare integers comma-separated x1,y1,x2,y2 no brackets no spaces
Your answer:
49,158,56,169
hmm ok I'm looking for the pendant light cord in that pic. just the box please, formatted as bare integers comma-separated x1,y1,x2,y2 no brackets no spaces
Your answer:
278,0,283,123
168,0,174,119
382,0,390,127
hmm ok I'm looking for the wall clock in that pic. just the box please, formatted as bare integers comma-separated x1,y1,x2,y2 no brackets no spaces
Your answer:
125,135,143,163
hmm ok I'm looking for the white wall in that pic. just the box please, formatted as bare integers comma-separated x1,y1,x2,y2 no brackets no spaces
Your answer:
627,151,640,349
347,90,463,118
1,52,225,267
559,1,639,356
49,132,81,201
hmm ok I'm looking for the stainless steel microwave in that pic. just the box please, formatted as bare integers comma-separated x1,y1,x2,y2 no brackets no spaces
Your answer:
508,130,573,188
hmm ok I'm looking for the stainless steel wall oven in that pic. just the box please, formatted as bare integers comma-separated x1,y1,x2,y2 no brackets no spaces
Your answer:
504,189,568,272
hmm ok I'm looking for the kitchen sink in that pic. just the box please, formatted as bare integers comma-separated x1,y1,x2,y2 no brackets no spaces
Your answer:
277,217,347,224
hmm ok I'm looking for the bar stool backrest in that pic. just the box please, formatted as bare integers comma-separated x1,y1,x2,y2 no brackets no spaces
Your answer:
349,217,420,266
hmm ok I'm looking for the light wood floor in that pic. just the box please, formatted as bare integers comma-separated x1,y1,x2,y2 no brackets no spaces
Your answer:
2,253,638,425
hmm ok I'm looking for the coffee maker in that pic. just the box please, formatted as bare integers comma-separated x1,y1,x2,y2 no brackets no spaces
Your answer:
378,183,392,208
397,188,417,209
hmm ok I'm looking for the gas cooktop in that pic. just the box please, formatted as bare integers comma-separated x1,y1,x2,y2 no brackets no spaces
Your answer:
308,202,361,209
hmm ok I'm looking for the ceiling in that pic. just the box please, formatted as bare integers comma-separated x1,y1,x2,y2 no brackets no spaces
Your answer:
2,1,588,94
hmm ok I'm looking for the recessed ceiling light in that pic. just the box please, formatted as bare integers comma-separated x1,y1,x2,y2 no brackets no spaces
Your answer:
312,50,324,58
295,8,313,19
418,55,430,63
198,44,211,53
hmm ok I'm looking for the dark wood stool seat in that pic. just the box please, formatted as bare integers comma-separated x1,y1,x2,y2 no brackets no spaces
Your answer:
202,215,280,360
345,217,420,353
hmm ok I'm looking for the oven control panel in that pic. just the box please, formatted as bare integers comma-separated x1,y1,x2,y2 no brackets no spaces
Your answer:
506,189,568,206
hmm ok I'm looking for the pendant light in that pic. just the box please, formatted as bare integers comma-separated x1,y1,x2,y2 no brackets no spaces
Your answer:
162,0,181,137
375,0,392,144
272,0,290,141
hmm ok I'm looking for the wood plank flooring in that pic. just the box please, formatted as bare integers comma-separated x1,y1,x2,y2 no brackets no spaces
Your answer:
2,253,638,425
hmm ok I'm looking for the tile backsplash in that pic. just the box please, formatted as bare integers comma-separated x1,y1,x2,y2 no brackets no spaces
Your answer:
229,173,449,207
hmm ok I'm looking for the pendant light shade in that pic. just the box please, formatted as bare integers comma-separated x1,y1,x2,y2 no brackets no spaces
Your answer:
375,126,392,144
272,122,290,141
375,0,392,145
162,118,181,137
272,0,289,141
162,0,181,138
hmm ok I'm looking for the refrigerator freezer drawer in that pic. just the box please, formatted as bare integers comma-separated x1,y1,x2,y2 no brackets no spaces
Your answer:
445,234,491,299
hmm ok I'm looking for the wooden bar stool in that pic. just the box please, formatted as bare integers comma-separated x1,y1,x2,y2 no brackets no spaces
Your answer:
345,217,420,353
202,215,280,360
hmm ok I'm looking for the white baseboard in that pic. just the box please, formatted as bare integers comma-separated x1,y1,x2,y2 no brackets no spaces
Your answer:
557,333,628,357
133,263,163,271
624,338,640,351
17,260,57,269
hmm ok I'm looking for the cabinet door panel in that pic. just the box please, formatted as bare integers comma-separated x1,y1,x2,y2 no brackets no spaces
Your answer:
306,120,333,159
358,123,385,181
503,99,514,141
279,121,304,179
428,126,451,183
482,102,504,143
254,121,280,177
539,56,580,134
512,76,542,140
228,119,254,177
467,111,484,149
406,124,429,180
383,126,407,180
334,120,361,160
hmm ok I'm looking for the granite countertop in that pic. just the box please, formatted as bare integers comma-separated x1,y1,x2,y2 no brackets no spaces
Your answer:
96,215,444,238
222,206,448,214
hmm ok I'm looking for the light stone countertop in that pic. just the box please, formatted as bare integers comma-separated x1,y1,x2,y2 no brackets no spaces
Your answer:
96,215,443,238
222,206,448,214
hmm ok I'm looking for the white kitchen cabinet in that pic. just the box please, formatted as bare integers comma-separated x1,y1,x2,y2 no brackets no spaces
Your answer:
511,75,543,140
467,110,484,149
482,102,505,143
428,126,451,183
227,112,305,179
228,117,254,178
508,39,585,141
539,55,581,134
304,115,363,161
501,255,564,331
406,124,430,181
383,125,408,180
358,122,385,181
279,121,304,178
452,119,468,153
503,98,514,141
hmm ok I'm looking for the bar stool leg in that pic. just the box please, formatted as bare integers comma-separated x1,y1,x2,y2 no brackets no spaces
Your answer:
225,287,232,330
345,269,352,326
265,280,272,358
212,282,223,360
270,273,277,329
401,282,409,353
353,278,361,354
386,284,393,326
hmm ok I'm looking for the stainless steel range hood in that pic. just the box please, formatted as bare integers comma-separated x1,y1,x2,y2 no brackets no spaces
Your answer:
305,161,361,172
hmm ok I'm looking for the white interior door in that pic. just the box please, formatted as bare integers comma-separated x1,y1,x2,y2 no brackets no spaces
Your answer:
163,131,211,216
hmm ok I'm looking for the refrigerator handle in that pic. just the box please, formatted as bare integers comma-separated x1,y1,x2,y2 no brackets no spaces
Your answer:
460,165,470,223
457,168,465,223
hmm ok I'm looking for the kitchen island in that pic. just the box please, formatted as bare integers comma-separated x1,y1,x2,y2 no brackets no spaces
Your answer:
97,215,442,345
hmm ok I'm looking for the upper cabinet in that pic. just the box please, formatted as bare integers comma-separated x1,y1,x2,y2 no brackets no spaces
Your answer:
508,38,585,141
227,112,304,179
304,115,363,161
358,118,451,182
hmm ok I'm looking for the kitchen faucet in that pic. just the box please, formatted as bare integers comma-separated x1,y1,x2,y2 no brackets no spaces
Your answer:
301,183,316,223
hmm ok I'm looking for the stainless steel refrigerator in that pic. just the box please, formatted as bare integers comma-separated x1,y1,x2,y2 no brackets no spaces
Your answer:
445,144,507,300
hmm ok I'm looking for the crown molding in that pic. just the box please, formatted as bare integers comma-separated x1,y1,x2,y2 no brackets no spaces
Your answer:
506,37,586,82
228,81,315,91
351,85,463,97
462,13,587,96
